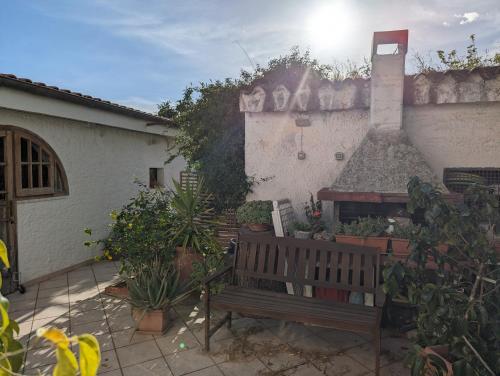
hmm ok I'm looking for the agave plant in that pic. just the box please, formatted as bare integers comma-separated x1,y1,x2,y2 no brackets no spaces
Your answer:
170,177,216,251
127,258,193,311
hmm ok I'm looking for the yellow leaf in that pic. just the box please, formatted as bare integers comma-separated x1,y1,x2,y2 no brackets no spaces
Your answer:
0,240,9,269
53,346,78,376
77,334,101,376
37,327,70,348
0,302,10,336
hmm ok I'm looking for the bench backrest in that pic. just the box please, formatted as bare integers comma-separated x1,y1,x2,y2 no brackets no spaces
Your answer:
234,234,383,297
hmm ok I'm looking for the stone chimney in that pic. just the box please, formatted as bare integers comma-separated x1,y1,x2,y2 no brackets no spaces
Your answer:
370,30,408,130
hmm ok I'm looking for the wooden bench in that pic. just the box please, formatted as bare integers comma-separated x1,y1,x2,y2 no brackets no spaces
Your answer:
204,234,386,375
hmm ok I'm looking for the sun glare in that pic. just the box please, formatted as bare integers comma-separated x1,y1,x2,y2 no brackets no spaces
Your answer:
306,2,355,50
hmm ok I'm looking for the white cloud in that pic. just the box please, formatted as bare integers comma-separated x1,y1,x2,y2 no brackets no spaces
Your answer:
442,21,450,27
455,11,480,24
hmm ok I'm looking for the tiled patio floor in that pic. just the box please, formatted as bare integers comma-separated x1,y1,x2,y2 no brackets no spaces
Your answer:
10,262,411,375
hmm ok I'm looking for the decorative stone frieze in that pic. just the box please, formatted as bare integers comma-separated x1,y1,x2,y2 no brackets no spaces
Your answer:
272,85,290,111
239,86,266,112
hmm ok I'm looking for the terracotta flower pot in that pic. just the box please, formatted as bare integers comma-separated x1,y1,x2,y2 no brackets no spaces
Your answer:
247,223,271,232
422,346,453,376
132,307,171,335
294,230,312,239
104,280,129,298
175,246,203,283
391,238,410,256
335,235,389,253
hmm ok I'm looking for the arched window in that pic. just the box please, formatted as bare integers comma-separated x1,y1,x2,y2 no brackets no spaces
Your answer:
4,128,68,198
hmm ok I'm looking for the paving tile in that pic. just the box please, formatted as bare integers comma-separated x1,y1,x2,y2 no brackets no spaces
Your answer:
289,334,337,355
16,321,33,346
69,289,100,303
34,304,69,320
32,316,71,333
116,340,162,368
11,308,34,324
69,281,99,293
188,365,224,376
343,342,393,371
318,353,371,376
191,323,235,344
217,358,268,376
259,349,306,372
24,346,57,369
70,308,107,326
107,312,135,333
314,328,368,351
71,297,104,313
156,327,200,355
37,286,68,299
71,320,110,337
98,350,120,374
93,332,115,352
270,322,314,343
164,347,215,376
122,357,172,376
380,361,410,376
111,328,154,348
10,298,37,312
284,364,326,375
381,335,411,361
36,295,70,308
205,338,235,364
104,301,131,317
99,370,122,376
8,289,38,302
39,276,68,290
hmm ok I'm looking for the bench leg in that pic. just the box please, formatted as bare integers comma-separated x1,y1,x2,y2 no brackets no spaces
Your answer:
227,312,232,329
204,289,210,352
374,328,381,376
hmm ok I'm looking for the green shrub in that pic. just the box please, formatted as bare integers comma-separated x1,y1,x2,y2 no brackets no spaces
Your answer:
85,182,175,275
236,200,273,224
391,221,421,239
335,217,389,237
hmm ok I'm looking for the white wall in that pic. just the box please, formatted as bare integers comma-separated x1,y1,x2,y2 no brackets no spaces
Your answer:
405,103,500,180
245,102,500,221
245,110,370,221
0,107,186,283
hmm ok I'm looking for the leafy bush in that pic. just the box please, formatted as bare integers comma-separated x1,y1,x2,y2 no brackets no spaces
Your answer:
85,183,175,275
236,201,273,224
383,177,499,376
335,217,389,237
127,257,192,311
0,240,101,376
391,221,421,240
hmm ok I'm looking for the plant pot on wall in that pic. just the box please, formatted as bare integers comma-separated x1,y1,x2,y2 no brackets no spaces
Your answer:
132,307,171,335
335,235,389,253
294,230,312,239
391,238,410,256
175,247,203,283
247,223,271,232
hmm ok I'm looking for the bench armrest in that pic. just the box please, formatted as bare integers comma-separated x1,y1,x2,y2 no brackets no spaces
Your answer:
203,265,233,286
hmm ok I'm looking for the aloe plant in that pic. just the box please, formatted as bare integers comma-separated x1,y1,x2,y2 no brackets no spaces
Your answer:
127,258,193,311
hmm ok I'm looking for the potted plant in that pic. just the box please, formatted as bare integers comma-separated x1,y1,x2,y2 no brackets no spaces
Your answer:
236,200,273,231
335,217,389,252
390,222,420,257
383,177,499,376
291,221,312,239
128,258,193,335
170,177,216,282
304,193,324,234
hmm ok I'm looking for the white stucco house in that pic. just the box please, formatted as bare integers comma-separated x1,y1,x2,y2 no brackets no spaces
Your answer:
0,74,185,290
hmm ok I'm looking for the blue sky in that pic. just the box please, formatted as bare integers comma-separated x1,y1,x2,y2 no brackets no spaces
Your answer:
1,1,499,114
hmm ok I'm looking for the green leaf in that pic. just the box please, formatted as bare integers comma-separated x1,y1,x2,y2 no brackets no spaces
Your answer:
77,334,101,376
